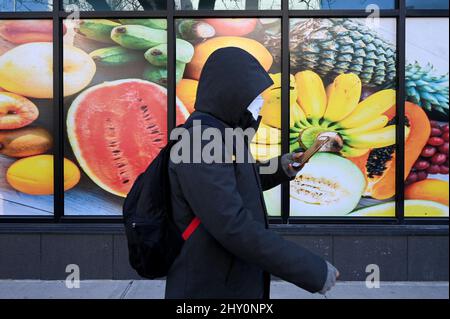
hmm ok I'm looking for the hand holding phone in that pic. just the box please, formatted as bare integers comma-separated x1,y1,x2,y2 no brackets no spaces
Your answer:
291,136,331,169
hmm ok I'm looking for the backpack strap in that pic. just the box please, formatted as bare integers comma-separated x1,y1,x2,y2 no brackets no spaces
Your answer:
177,113,228,241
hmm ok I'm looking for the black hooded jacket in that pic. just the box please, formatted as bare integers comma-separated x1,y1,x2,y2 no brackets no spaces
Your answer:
166,47,328,299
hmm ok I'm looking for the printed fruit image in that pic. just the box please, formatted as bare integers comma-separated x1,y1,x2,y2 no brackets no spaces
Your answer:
0,43,96,98
405,179,449,206
290,152,366,216
111,25,167,50
350,102,431,200
145,39,194,66
260,73,299,128
288,71,402,158
66,79,189,197
251,73,300,161
185,36,273,80
406,121,449,183
0,20,66,44
177,20,216,40
0,126,52,158
142,62,185,87
6,155,80,195
118,19,167,30
0,92,39,130
176,79,199,113
89,46,144,67
203,19,257,36
74,19,120,43
277,19,448,119
350,200,448,217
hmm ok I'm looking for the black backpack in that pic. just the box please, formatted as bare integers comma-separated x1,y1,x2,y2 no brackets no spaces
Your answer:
122,113,225,279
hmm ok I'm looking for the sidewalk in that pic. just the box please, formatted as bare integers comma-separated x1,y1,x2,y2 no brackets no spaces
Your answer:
0,280,448,299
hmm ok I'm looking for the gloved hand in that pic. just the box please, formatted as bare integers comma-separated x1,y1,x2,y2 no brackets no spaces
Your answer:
319,261,340,295
281,152,307,178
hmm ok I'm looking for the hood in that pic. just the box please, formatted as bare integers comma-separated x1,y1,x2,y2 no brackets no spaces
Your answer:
194,47,274,128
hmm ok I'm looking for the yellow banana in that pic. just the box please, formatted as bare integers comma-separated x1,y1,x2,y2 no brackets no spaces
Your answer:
343,115,389,135
341,145,370,158
252,123,281,145
250,143,281,162
339,89,396,129
324,73,362,123
295,71,327,122
345,125,409,149
290,102,308,127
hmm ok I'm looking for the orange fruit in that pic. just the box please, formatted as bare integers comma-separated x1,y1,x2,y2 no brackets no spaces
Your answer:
185,36,273,80
176,79,199,114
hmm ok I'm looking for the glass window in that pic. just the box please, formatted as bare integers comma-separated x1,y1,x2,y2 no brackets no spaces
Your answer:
63,18,167,215
175,18,282,215
289,18,397,217
289,0,395,10
0,0,52,11
175,0,281,10
0,20,54,215
63,0,166,11
404,18,449,218
406,0,449,10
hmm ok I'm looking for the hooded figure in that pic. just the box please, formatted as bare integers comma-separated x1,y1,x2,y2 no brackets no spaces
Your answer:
166,47,337,299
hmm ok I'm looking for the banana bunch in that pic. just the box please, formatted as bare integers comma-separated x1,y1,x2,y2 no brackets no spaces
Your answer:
250,73,305,161
252,71,408,161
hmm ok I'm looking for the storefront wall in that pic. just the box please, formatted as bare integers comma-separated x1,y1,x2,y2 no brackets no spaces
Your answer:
0,1,448,281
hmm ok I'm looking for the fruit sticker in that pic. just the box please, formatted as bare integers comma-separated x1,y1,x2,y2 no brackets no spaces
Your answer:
0,20,58,215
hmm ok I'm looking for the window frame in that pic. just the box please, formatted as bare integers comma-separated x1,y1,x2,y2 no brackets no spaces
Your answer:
0,0,448,225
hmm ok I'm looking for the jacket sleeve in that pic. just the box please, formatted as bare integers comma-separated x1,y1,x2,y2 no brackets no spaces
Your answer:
257,155,293,191
174,156,328,293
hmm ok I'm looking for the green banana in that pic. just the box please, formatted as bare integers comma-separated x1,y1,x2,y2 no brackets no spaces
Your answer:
144,44,167,66
111,25,166,50
76,19,120,43
144,39,194,67
142,62,185,87
118,19,167,30
89,46,143,66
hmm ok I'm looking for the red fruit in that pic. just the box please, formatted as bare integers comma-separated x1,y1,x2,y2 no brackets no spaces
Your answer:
413,159,430,170
440,165,449,175
431,153,447,165
203,19,258,36
430,127,442,137
416,171,428,181
442,124,449,133
439,142,449,155
426,164,441,174
430,120,440,128
405,172,418,184
428,137,445,146
421,146,437,157
443,132,449,142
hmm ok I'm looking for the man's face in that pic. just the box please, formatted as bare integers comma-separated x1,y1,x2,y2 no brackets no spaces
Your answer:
247,95,265,121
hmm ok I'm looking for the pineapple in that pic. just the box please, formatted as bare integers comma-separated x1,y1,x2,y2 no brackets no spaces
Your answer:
289,18,396,86
263,18,449,118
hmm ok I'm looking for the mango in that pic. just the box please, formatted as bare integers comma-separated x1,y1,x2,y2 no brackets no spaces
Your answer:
405,179,449,206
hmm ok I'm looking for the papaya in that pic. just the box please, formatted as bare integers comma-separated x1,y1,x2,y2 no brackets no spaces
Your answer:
405,179,449,206
350,102,431,200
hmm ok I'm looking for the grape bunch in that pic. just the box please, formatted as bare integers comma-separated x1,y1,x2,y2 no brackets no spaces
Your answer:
406,121,449,185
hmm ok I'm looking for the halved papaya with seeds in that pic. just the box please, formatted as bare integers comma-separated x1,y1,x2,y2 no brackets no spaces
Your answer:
350,102,431,200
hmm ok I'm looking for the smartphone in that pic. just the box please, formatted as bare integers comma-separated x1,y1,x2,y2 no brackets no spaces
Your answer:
291,136,330,169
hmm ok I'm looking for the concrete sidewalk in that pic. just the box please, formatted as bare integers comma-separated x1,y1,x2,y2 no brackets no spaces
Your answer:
0,280,448,299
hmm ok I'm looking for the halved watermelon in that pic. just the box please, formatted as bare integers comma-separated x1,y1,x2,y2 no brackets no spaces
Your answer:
67,79,189,197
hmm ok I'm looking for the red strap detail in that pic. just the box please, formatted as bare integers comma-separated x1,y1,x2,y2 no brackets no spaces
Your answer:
182,216,201,241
